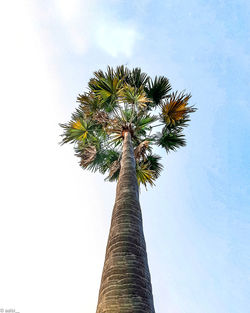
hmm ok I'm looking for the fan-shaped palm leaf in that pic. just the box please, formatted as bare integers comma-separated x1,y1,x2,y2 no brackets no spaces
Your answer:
89,70,124,112
145,154,163,179
157,130,186,152
126,68,149,89
146,76,171,106
161,91,195,126
133,114,157,138
76,92,100,116
136,164,156,187
115,65,130,81
59,117,96,145
121,85,151,108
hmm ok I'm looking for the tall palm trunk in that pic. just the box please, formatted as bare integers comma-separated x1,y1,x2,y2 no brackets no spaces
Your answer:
96,131,155,313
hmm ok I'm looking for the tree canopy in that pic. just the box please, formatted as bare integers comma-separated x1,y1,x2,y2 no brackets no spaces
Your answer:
60,65,196,188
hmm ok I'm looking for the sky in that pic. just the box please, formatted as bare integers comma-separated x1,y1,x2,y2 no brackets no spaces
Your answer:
0,0,249,313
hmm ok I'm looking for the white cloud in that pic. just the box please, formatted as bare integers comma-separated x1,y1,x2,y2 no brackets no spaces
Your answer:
51,0,139,57
53,0,81,21
52,0,96,53
96,21,139,57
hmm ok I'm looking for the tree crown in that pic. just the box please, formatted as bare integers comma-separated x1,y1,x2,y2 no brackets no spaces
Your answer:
60,65,196,188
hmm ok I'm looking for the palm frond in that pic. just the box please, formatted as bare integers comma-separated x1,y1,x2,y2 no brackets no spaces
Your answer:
145,154,163,179
135,115,157,127
133,114,157,137
157,130,186,152
77,92,100,115
109,132,124,147
134,141,151,161
115,65,130,81
136,164,156,188
136,153,163,188
93,111,110,125
77,145,97,168
121,85,151,109
161,91,196,126
119,108,133,123
127,68,149,88
146,76,171,107
88,69,124,112
99,150,120,174
59,117,95,145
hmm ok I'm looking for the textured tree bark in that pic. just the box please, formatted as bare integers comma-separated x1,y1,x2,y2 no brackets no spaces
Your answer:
96,131,155,313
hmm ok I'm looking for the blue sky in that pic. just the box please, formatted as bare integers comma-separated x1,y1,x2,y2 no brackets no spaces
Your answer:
0,1,249,313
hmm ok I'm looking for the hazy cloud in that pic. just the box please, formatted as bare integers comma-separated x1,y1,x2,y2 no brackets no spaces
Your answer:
52,0,96,53
95,21,138,57
52,0,139,57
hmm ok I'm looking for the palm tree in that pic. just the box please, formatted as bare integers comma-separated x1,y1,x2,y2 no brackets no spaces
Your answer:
60,65,196,312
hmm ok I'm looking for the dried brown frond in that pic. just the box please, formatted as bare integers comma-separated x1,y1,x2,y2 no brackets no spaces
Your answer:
79,146,97,168
134,141,150,161
108,160,120,178
93,111,110,124
105,118,123,135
